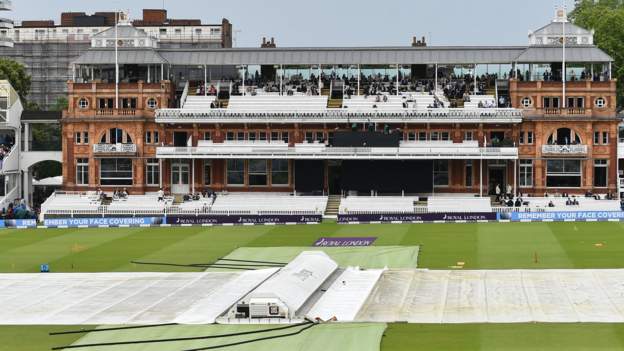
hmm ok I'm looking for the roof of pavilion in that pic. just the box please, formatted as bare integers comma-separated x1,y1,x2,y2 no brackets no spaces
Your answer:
72,44,613,66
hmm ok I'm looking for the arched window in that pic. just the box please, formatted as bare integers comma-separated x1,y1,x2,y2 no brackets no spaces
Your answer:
547,128,581,145
100,128,133,144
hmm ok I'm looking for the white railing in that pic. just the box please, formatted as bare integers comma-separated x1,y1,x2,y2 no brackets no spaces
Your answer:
157,144,519,159
180,81,190,108
155,107,523,122
0,145,18,172
43,207,322,219
542,144,588,155
93,143,137,154
13,32,92,42
0,185,19,210
342,206,429,215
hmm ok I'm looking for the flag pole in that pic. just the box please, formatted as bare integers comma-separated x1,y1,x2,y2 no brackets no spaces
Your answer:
562,5,566,109
115,10,119,110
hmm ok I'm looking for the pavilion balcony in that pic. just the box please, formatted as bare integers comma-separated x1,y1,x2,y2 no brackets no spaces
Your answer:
156,140,518,160
155,107,523,124
96,108,136,116
69,82,166,92
93,143,137,155
540,107,587,116
542,144,588,156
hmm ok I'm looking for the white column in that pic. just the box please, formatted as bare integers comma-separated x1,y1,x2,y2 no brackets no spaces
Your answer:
26,170,33,206
242,65,246,96
609,62,612,80
494,79,499,106
434,64,438,92
513,159,517,198
24,123,29,152
204,65,208,96
591,64,594,80
147,65,151,83
357,64,361,96
280,64,283,95
396,64,400,96
479,158,483,197
72,64,76,81
562,18,566,108
159,159,163,188
318,64,322,95
161,64,164,81
473,64,477,94
191,160,195,194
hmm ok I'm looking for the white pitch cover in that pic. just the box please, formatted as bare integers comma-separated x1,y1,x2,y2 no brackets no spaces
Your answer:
356,269,624,323
174,268,279,324
306,267,384,322
2,269,624,325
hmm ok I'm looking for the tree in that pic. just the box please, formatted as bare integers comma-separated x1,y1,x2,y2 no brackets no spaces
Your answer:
570,0,624,107
31,160,62,181
51,96,68,112
0,58,31,102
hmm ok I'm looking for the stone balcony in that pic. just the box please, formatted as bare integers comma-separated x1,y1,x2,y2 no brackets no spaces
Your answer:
93,143,137,155
542,144,588,156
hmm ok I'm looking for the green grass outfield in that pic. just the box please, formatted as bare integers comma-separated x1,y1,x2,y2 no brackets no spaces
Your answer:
1,221,624,350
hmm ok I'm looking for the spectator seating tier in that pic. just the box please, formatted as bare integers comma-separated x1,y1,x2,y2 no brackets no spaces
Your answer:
427,197,492,213
339,196,420,214
227,95,328,112
183,96,217,110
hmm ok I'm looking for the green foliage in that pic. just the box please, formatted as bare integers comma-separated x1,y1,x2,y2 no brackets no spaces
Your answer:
51,96,68,112
0,58,31,102
30,160,61,181
30,123,61,151
570,0,624,107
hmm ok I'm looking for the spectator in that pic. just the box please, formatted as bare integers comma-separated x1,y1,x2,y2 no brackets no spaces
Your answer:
157,188,164,202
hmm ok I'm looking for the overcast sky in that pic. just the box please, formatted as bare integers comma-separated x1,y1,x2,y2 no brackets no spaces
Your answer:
11,0,576,47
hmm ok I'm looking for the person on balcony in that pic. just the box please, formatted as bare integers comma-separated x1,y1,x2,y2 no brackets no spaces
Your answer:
157,188,164,202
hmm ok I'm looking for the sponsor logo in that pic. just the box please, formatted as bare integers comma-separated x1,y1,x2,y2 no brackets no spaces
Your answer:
313,237,377,247
511,211,624,221
0,219,37,228
293,269,314,281
338,213,497,223
378,214,424,222
167,215,322,225
43,217,162,227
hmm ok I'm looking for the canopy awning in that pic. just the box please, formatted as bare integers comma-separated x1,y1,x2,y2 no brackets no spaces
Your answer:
73,49,168,65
